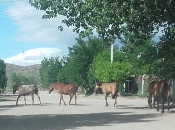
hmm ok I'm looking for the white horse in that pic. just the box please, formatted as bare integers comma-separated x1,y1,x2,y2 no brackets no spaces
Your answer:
13,83,41,106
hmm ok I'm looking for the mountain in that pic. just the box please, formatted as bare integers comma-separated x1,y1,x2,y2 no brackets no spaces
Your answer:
6,63,41,89
6,63,40,78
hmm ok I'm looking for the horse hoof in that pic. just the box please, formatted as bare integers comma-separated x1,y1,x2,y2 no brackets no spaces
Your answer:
167,110,171,113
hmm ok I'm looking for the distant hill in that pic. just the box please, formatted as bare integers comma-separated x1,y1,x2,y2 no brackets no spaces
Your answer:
5,63,41,90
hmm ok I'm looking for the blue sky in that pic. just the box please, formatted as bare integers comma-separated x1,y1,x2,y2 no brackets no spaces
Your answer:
0,0,78,66
0,0,162,66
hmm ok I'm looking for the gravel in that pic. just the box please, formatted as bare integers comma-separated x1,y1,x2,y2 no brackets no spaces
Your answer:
0,91,175,130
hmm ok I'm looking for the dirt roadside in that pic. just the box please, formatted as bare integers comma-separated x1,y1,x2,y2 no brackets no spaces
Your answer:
0,91,175,130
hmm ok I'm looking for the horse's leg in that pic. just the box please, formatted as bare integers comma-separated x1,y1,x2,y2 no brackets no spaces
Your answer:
75,93,77,106
148,94,152,109
36,94,41,105
105,96,108,107
167,96,170,112
161,96,165,113
156,96,160,111
31,94,34,106
104,93,108,107
69,94,73,105
16,95,21,106
59,94,62,105
59,94,66,105
153,96,156,108
24,96,26,106
114,95,117,107
70,93,77,106
69,93,75,105
62,95,66,105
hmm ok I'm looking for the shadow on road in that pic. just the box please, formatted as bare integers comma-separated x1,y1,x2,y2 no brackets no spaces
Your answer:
0,112,159,130
0,94,17,102
118,103,175,110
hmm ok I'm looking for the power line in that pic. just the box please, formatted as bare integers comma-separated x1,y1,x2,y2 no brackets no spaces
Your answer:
0,0,26,3
0,12,63,23
0,12,65,28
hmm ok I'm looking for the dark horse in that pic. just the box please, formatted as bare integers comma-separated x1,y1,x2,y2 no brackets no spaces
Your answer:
147,81,158,109
13,83,41,106
48,83,77,105
148,80,171,113
94,82,118,107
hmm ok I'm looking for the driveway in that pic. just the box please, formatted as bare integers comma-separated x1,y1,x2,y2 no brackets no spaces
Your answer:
0,91,175,130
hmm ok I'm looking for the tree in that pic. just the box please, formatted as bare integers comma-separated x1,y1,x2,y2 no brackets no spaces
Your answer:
30,0,175,38
40,57,62,88
57,37,111,93
90,50,132,95
31,0,175,79
0,59,7,93
10,73,38,86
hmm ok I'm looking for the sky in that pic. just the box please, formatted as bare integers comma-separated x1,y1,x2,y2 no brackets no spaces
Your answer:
0,0,162,67
0,0,79,66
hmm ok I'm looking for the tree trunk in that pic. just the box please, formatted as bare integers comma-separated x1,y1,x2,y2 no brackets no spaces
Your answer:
172,80,175,103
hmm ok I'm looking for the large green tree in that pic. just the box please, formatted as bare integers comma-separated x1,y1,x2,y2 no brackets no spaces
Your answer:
40,57,62,88
90,50,132,83
31,0,175,79
10,73,38,86
57,37,111,92
30,0,175,38
0,59,7,93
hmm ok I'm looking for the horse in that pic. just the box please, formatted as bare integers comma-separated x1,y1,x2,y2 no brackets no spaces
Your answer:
147,80,171,113
147,81,158,108
48,83,77,106
13,83,42,106
94,82,118,107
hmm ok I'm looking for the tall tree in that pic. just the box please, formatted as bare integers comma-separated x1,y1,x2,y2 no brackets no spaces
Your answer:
0,59,7,93
90,49,132,95
91,50,132,82
31,0,175,79
57,37,111,92
40,57,62,88
10,73,38,86
31,0,175,39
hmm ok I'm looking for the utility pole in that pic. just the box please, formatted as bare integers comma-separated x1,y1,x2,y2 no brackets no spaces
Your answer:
110,36,115,63
111,42,114,63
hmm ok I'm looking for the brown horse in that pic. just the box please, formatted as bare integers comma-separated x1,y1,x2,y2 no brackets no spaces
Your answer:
147,81,158,108
147,80,171,113
48,83,77,105
94,82,118,107
13,83,41,106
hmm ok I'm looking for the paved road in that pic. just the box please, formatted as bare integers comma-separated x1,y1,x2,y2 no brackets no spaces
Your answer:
0,91,175,130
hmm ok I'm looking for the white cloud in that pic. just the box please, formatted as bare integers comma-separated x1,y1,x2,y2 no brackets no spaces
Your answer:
6,1,78,45
4,48,64,66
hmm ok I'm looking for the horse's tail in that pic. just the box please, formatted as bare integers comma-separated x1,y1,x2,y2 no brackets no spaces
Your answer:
73,84,78,94
76,85,78,92
112,85,118,99
34,85,39,94
161,81,169,97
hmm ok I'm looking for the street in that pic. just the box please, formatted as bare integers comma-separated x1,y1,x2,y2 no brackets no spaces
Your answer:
0,91,175,130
